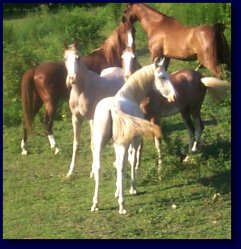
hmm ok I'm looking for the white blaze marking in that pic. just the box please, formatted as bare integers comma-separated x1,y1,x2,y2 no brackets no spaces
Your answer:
127,31,133,48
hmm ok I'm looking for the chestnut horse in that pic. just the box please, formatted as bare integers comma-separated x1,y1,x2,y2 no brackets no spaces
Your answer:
123,3,230,76
21,17,135,155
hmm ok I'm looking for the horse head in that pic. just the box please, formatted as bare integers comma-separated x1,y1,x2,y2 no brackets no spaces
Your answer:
120,16,136,51
64,43,81,87
153,57,176,102
123,3,138,23
121,46,136,81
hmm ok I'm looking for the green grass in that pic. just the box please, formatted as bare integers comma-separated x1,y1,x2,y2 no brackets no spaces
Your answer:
3,94,231,239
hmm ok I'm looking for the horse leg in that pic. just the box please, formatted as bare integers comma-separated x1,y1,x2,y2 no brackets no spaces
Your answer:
181,110,195,162
135,138,143,171
89,119,94,177
21,128,28,155
21,93,42,155
44,101,59,155
128,137,142,195
91,137,102,212
114,143,128,215
195,62,203,71
66,113,82,178
191,110,204,152
150,117,162,168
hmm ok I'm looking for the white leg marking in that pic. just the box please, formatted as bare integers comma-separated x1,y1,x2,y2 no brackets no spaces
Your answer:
21,139,28,155
48,135,59,154
191,141,198,152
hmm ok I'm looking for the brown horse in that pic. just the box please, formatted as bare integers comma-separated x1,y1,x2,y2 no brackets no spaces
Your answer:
21,17,136,155
140,66,230,167
123,3,230,76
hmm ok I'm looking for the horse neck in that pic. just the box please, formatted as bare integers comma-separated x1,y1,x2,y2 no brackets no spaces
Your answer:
102,28,123,66
134,4,167,35
74,60,88,92
117,64,154,104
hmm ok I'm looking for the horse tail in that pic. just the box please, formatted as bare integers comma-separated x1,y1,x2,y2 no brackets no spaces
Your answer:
201,77,230,100
111,107,161,145
214,23,231,70
21,68,35,134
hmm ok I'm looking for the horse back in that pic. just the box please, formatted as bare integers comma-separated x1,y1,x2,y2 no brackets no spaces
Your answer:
33,62,69,100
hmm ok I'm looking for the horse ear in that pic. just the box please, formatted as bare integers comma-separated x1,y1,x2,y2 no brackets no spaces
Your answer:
159,57,166,66
154,57,159,68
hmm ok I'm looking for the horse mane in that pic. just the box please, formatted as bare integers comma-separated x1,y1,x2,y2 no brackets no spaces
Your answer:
139,3,179,24
117,64,154,100
101,22,125,65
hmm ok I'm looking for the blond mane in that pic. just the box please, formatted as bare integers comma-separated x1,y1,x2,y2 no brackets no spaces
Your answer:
117,64,155,102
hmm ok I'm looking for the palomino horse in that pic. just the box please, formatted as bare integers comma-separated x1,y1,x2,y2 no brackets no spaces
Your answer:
90,58,176,215
64,43,137,178
123,3,230,76
140,67,230,166
21,17,135,155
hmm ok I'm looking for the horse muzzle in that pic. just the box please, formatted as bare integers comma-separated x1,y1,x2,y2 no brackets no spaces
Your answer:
67,75,77,85
167,93,176,102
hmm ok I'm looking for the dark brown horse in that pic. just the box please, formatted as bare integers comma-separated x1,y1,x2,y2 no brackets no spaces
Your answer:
140,66,230,167
21,17,136,155
123,3,230,77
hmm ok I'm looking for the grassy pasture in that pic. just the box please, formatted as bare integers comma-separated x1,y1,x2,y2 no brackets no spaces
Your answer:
3,3,231,239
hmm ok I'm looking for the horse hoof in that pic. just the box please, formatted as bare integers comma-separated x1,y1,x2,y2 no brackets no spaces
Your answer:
21,150,28,156
91,205,98,212
129,188,137,195
66,173,72,179
119,209,127,215
183,155,194,164
54,148,59,155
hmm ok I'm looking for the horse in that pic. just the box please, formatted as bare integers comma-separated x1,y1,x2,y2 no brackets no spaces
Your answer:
21,17,136,155
100,46,141,81
90,58,176,215
123,3,230,77
100,47,230,175
140,67,230,167
64,43,143,178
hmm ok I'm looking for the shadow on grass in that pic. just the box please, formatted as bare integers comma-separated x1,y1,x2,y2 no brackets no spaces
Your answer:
163,118,217,133
198,170,231,194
